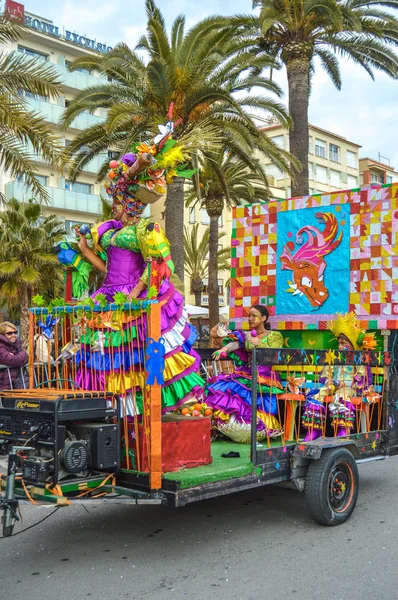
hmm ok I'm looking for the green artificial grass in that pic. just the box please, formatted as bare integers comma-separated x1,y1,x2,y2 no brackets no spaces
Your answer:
162,438,286,489
163,440,253,488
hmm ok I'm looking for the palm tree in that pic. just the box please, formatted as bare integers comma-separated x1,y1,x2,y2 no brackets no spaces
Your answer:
0,16,66,202
60,0,294,279
184,224,230,306
228,0,398,196
0,199,66,341
186,150,270,326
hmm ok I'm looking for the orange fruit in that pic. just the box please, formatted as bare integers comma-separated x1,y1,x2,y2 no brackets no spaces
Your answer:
204,408,213,417
193,403,203,412
181,407,190,415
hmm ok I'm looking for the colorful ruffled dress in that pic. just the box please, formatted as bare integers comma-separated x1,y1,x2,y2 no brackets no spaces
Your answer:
205,330,284,442
302,365,372,433
75,219,204,413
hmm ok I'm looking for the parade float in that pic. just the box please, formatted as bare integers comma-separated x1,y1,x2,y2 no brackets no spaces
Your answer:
0,170,397,535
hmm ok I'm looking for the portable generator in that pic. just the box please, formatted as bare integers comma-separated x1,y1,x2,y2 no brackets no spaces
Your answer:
0,391,120,486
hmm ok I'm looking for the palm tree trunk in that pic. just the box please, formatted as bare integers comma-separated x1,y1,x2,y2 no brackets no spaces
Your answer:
19,286,30,345
194,291,202,306
164,177,185,284
286,59,310,197
208,214,220,328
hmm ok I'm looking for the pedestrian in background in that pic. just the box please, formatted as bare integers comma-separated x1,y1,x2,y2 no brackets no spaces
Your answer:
209,314,231,349
0,321,28,390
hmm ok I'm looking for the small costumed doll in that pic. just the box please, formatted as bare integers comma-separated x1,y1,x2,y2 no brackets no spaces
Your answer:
302,312,377,441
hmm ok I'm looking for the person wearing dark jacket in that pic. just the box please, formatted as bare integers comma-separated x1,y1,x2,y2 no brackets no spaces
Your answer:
0,321,28,390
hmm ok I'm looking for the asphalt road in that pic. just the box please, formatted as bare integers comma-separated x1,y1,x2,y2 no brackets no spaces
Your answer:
1,457,398,600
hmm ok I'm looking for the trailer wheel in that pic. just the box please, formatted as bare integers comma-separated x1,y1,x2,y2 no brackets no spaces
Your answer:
305,447,359,526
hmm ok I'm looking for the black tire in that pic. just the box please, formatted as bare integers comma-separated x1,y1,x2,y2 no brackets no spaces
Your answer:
304,447,359,526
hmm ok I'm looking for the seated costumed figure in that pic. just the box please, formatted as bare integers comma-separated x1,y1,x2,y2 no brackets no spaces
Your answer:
63,122,204,415
207,305,284,443
302,312,376,441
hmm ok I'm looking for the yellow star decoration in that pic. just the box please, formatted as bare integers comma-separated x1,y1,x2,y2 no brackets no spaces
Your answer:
340,482,346,493
325,349,337,365
146,408,151,417
372,440,377,450
145,427,151,436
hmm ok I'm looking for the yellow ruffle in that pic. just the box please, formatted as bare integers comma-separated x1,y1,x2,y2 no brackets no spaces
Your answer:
257,411,282,432
163,352,195,382
215,410,281,433
106,370,146,394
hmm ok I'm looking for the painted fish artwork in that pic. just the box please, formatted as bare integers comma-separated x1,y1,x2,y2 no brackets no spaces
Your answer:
280,212,342,308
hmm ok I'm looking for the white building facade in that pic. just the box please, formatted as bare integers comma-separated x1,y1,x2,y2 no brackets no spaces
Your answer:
1,0,113,232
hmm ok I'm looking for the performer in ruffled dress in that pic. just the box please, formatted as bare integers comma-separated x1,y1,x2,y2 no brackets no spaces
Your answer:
69,139,205,414
302,312,376,440
207,305,284,443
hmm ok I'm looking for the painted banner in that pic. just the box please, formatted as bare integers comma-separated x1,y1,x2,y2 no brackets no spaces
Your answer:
230,183,398,330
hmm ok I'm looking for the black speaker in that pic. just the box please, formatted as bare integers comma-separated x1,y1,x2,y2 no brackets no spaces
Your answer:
69,423,120,472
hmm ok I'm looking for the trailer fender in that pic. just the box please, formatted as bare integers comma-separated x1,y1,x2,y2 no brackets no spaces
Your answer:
292,438,360,461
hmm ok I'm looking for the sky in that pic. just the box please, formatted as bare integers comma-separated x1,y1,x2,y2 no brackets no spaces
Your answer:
16,0,398,169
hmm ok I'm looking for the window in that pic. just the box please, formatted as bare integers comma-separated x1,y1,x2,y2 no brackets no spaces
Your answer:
347,175,358,188
379,174,385,184
371,173,378,183
315,139,326,159
308,138,313,154
330,169,341,187
329,143,340,163
270,135,284,149
346,150,357,169
65,180,92,194
202,278,223,294
189,208,195,223
316,165,327,183
17,174,48,186
65,60,91,75
264,163,284,179
18,45,48,61
108,150,119,160
201,209,210,225
65,99,71,108
218,213,223,227
387,175,393,184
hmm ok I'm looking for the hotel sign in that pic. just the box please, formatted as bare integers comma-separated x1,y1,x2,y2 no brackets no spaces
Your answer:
4,0,112,53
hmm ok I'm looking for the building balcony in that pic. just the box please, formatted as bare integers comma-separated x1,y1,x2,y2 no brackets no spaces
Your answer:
27,97,104,130
5,181,101,215
56,64,107,91
25,142,108,175
73,153,109,175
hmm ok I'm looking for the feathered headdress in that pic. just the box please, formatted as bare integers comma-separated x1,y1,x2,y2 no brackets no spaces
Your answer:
104,103,195,213
327,312,377,351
